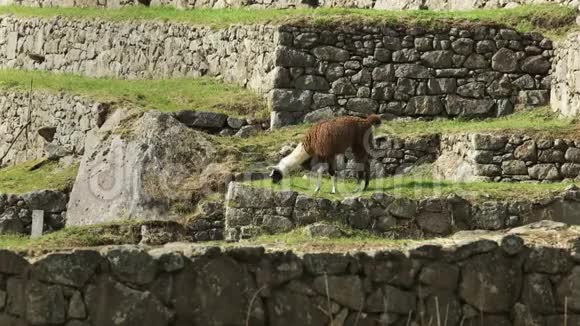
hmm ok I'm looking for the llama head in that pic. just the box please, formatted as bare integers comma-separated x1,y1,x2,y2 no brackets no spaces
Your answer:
269,167,284,184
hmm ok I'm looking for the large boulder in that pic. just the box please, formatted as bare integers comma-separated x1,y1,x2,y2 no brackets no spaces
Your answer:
67,111,217,226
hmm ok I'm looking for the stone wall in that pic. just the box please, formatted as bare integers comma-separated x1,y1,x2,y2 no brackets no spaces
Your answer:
551,32,580,118
0,17,277,94
0,190,68,235
434,133,580,182
0,90,98,166
225,182,580,239
270,24,553,127
1,230,578,326
1,0,578,10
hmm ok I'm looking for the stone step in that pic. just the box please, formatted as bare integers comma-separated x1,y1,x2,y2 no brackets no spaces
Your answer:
224,181,580,241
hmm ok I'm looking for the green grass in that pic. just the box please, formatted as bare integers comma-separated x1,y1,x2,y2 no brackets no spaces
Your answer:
0,5,575,35
0,69,267,118
0,222,141,251
246,165,575,201
378,108,578,138
0,160,78,194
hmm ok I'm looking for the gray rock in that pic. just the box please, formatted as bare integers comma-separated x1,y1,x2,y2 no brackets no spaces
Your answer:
404,96,444,116
68,291,87,319
471,134,508,150
366,284,416,314
445,96,495,117
500,234,524,255
22,190,67,213
460,252,522,313
557,266,580,313
492,48,518,72
561,163,580,178
416,211,451,235
394,64,431,78
518,90,550,106
270,89,313,112
452,38,474,55
235,124,262,138
312,46,350,62
476,40,497,53
102,245,157,285
0,214,24,235
513,74,536,89
346,98,378,114
149,248,185,272
302,253,351,275
26,281,66,325
502,160,528,175
521,55,551,74
31,250,103,288
313,275,364,310
514,140,537,162
294,33,318,48
263,215,293,234
525,247,572,274
374,48,392,62
457,82,485,98
295,75,330,91
276,47,315,67
0,250,29,275
372,64,395,81
529,164,560,180
471,202,507,230
37,126,57,142
226,116,246,129
388,198,417,219
313,93,336,108
67,112,218,225
463,53,489,69
86,276,172,326
331,78,357,95
421,50,455,68
174,111,227,129
521,273,556,314
539,149,565,163
304,223,342,238
566,148,580,163
303,108,335,123
427,78,457,95
268,290,326,326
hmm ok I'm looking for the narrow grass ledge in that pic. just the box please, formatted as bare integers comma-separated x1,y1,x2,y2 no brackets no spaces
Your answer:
0,69,267,118
0,4,575,35
0,160,78,194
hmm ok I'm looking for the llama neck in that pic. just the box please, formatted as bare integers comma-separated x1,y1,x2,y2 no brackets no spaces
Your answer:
276,143,310,175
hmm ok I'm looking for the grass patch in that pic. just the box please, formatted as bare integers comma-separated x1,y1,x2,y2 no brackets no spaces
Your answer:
0,5,575,35
246,165,575,201
0,222,141,252
0,69,267,118
0,160,78,194
378,108,579,138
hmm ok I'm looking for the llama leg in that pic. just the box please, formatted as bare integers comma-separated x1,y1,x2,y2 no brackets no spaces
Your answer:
313,162,327,193
329,158,337,194
363,160,371,191
354,163,364,192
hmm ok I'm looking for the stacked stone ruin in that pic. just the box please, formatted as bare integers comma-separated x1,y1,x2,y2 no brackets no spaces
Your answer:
2,2,580,324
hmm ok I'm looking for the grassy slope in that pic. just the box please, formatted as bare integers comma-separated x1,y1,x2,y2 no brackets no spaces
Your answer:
246,165,574,201
378,108,578,138
0,160,78,194
0,69,267,118
0,5,575,36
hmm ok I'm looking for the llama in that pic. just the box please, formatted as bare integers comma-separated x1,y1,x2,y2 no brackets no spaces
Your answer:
269,114,381,193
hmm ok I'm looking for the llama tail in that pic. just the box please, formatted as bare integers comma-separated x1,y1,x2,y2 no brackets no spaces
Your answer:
273,143,311,175
366,114,382,126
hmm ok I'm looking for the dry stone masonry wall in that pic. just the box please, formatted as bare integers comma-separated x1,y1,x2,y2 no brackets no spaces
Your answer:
0,17,277,94
434,133,580,182
225,182,580,239
1,0,578,10
270,24,553,127
1,231,580,326
0,91,98,166
0,190,68,235
551,32,580,118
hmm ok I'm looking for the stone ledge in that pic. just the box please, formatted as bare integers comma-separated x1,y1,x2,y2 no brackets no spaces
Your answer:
1,223,580,325
224,182,580,240
0,190,68,235
434,132,580,182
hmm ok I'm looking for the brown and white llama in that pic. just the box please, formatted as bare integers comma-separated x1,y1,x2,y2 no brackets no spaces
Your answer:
269,114,382,193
